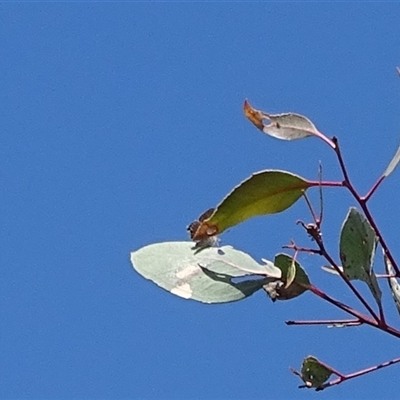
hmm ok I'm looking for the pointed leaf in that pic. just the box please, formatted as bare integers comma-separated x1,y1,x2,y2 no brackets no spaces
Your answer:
339,208,382,305
264,253,310,301
215,256,281,278
321,265,342,275
366,272,382,306
243,100,335,148
131,241,279,304
383,142,400,177
295,356,333,389
193,170,311,240
381,69,400,177
244,100,317,140
284,257,297,289
383,253,400,317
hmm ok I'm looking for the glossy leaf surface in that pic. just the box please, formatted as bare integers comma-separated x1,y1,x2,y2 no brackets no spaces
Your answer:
193,170,311,240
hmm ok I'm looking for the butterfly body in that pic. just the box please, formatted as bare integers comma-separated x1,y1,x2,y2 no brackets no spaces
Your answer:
187,208,218,251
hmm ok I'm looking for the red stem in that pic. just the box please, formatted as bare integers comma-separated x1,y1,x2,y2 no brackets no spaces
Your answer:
286,318,361,326
363,175,385,202
308,180,344,188
308,285,400,339
318,242,380,322
317,356,400,391
333,137,400,277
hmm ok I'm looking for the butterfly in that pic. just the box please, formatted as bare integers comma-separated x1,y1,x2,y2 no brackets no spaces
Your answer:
187,208,218,250
187,208,215,239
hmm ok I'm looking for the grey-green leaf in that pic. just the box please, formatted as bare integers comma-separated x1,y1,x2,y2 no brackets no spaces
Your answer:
339,208,381,305
383,252,400,317
131,241,281,304
243,100,335,148
262,113,318,140
244,100,318,140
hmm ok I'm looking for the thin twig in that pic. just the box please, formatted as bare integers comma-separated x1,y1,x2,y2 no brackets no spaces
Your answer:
286,319,362,327
358,201,400,277
363,175,385,203
333,137,400,277
317,356,400,391
308,285,400,339
332,137,351,183
318,242,380,322
317,161,324,226
302,192,319,225
283,242,321,255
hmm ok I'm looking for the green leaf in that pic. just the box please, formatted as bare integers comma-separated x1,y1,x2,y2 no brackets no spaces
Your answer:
339,208,381,305
130,241,280,304
193,170,311,240
264,253,310,301
285,257,297,289
383,252,400,317
383,141,400,177
294,356,333,389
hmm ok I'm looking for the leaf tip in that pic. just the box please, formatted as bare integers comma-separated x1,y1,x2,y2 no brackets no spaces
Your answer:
243,99,264,130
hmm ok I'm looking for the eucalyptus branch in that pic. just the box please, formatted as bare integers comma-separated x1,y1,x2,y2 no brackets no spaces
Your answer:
317,161,324,225
308,285,400,339
295,208,380,322
307,285,378,328
317,241,380,323
316,356,400,391
286,319,362,327
332,137,400,276
362,175,385,202
356,201,400,277
283,241,321,255
302,192,319,226
133,96,400,392
308,180,344,188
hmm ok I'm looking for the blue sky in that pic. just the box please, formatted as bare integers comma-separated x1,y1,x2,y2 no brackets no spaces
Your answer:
2,3,400,399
